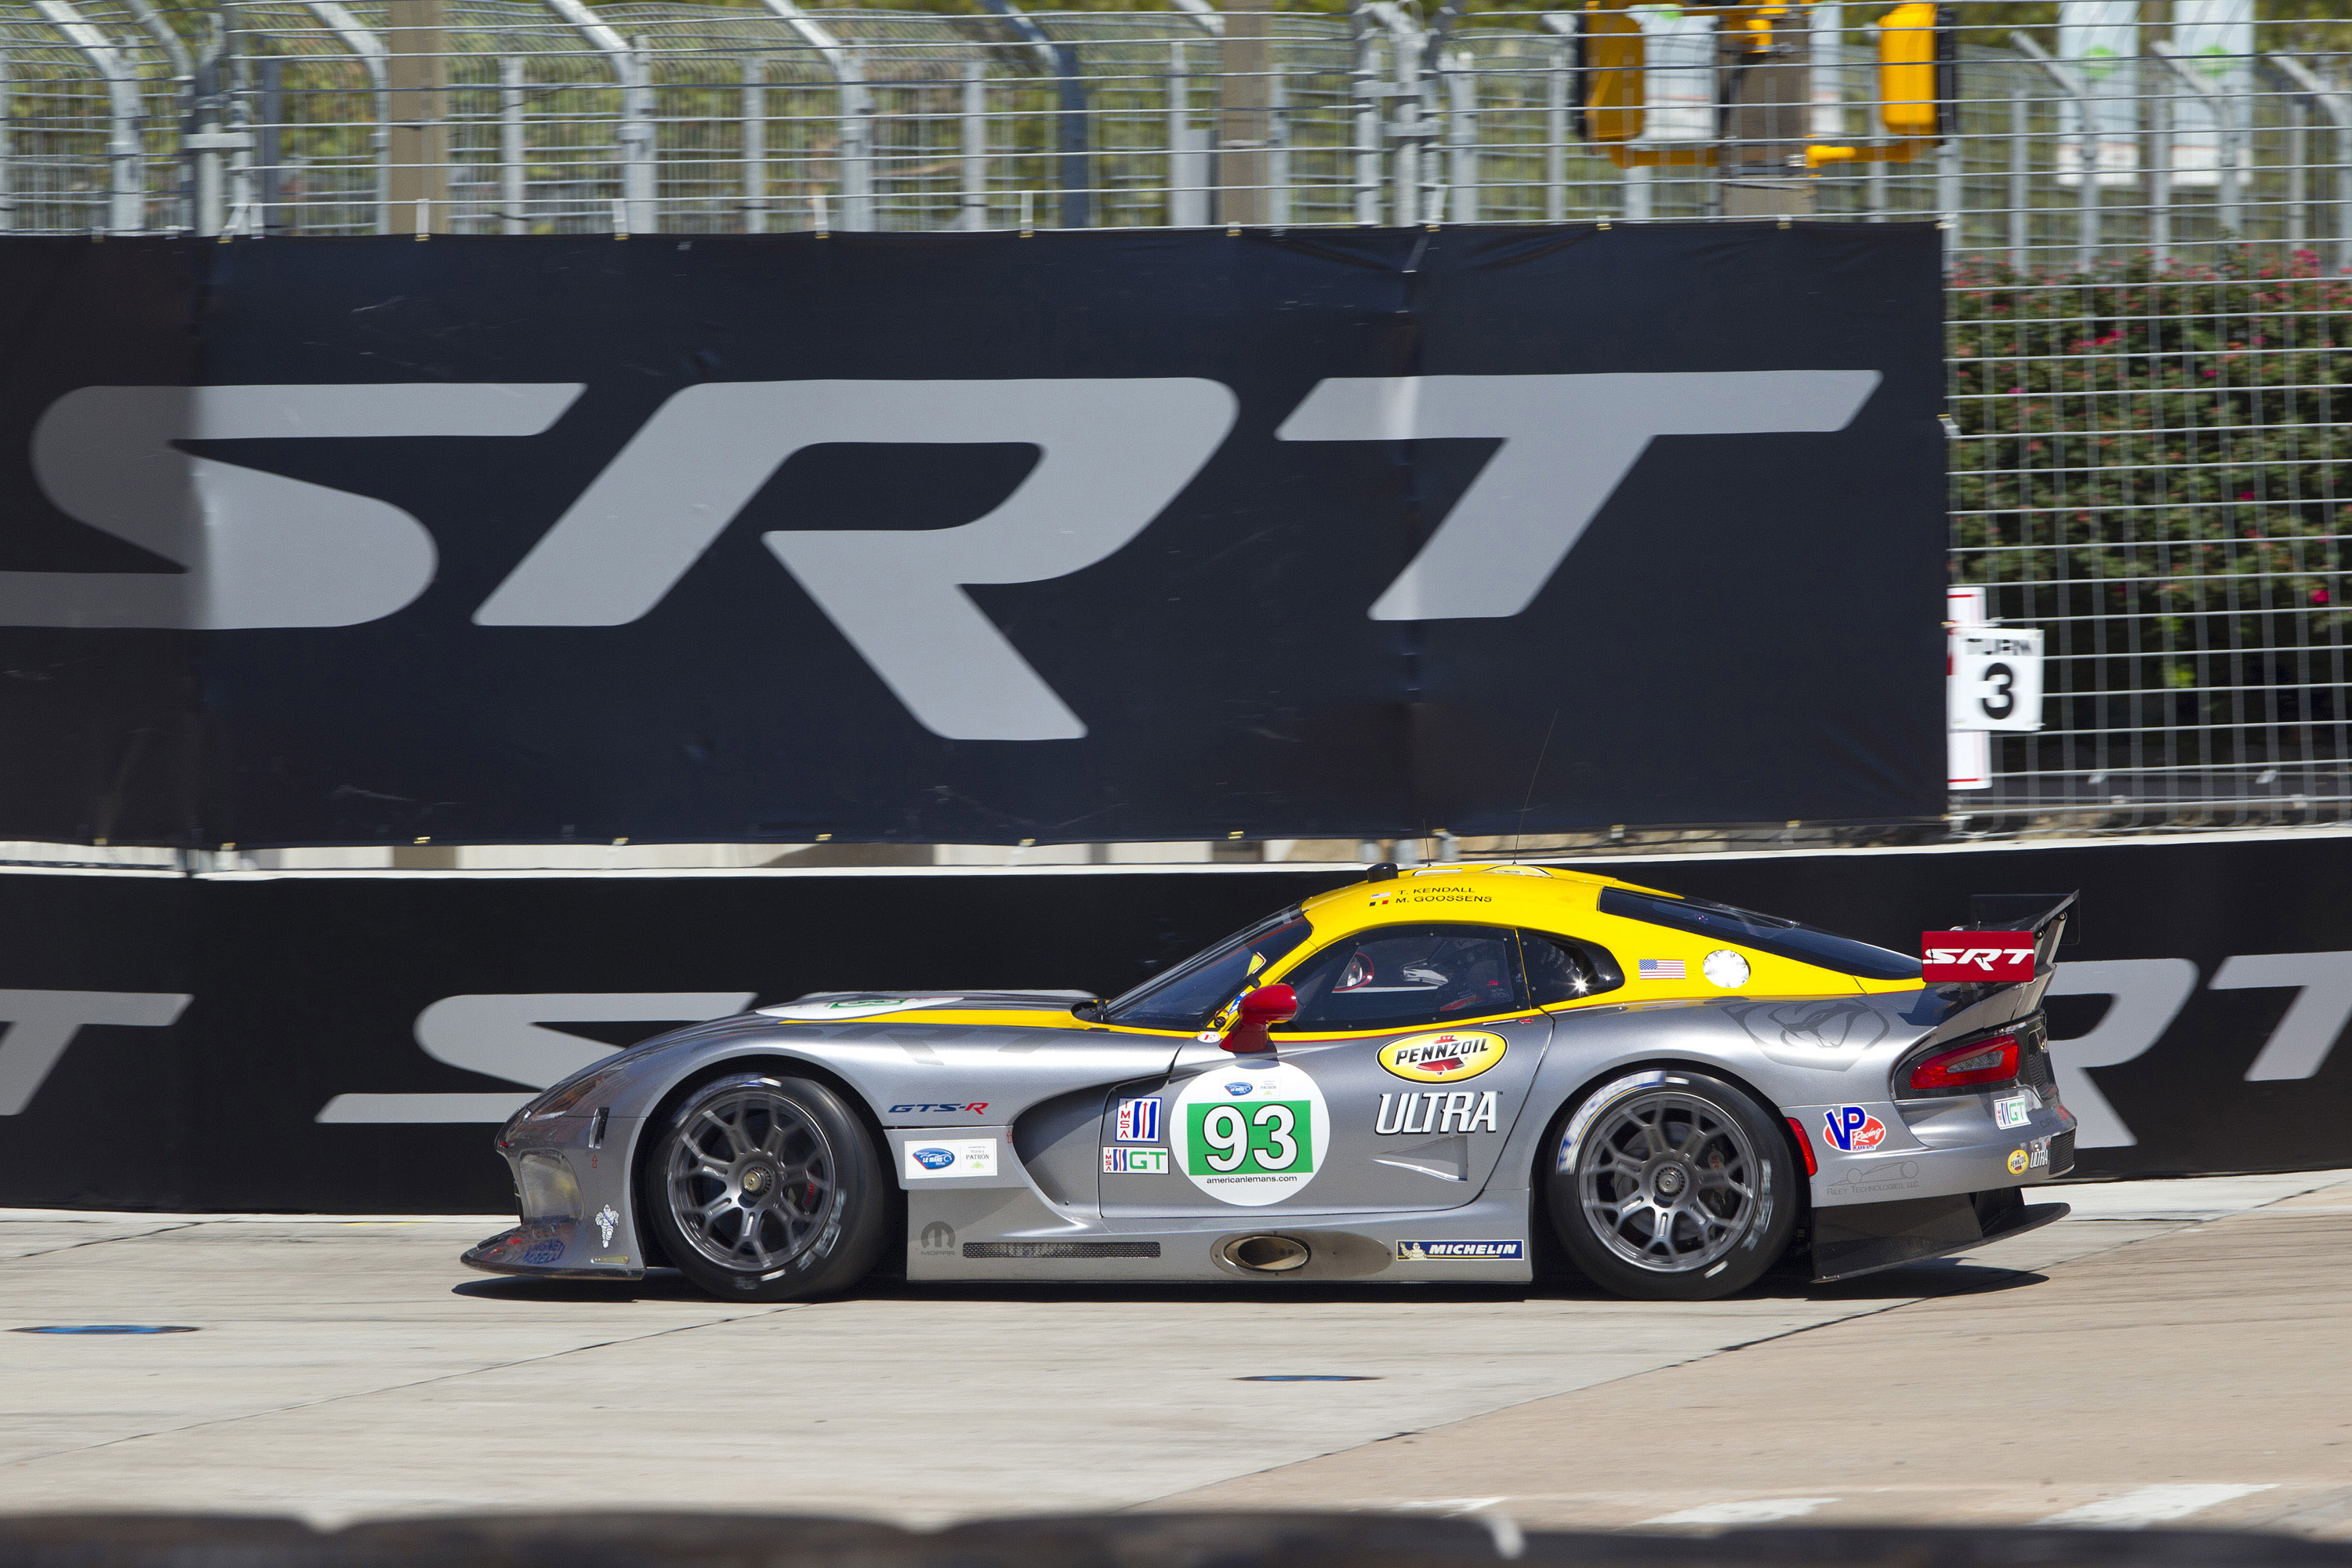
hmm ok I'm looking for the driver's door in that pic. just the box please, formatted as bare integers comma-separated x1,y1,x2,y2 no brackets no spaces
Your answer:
1100,923,1555,1218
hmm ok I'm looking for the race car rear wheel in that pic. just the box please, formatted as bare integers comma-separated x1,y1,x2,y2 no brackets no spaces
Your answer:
1544,1070,1796,1301
643,1071,888,1303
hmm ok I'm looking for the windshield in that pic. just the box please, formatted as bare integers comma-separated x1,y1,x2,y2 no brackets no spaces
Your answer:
1597,887,1922,982
1101,908,1313,1031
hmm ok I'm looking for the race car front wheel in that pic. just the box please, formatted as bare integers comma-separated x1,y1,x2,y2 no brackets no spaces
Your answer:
1544,1070,1797,1301
642,1071,888,1303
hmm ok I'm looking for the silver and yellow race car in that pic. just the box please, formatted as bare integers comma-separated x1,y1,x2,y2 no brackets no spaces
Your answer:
464,863,2077,1301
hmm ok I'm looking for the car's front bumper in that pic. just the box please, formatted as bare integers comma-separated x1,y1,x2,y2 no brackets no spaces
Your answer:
461,1111,647,1280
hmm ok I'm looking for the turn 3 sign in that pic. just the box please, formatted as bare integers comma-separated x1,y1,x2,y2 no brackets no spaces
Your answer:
1949,627,2045,732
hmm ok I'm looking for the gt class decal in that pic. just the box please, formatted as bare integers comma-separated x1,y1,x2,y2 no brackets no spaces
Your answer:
1171,1061,1330,1207
1102,1146,1170,1174
1377,1030,1506,1083
1820,1105,1887,1152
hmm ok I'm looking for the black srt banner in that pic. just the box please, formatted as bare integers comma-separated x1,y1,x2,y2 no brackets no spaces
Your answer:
0,225,1944,848
0,833,2344,1211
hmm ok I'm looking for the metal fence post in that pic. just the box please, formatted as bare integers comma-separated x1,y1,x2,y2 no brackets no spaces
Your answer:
961,60,987,230
2264,52,2350,271
2150,76,2172,264
1348,8,1382,224
759,0,873,232
386,0,449,234
503,54,528,234
545,0,653,234
2014,32,2097,269
2153,39,2239,238
740,56,764,235
981,0,1086,230
2009,86,2031,270
34,0,145,234
1364,3,1421,225
1219,0,1272,224
1541,15,1572,223
302,1,387,232
1443,49,1476,223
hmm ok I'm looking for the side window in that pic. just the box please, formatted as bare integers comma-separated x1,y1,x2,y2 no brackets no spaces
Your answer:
1519,930,1626,1005
1274,924,1528,1033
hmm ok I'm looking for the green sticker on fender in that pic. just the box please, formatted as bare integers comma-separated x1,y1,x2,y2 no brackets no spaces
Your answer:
1185,1100,1316,1178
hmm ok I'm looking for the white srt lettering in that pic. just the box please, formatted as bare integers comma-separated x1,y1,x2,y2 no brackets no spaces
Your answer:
472,378,1238,741
1924,947,2036,972
0,989,191,1116
1273,371,1881,620
4,384,582,628
2,372,1876,736
315,991,756,1123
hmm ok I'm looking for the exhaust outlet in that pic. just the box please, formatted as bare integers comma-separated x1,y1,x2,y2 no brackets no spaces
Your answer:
1218,1234,1311,1273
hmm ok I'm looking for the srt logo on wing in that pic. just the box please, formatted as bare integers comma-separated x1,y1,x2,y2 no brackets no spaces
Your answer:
1921,932,2037,982
890,1102,990,1115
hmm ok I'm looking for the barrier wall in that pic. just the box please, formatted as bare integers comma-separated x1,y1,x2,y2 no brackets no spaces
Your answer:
3,830,2345,1211
0,226,1943,846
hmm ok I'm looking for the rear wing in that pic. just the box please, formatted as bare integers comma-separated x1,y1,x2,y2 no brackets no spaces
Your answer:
1921,892,2077,989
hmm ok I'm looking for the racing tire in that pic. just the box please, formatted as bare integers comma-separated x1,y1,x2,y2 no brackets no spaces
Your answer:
641,1071,889,1303
1544,1069,1798,1301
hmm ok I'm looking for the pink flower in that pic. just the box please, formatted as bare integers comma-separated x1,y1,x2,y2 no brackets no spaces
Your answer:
2314,588,2332,606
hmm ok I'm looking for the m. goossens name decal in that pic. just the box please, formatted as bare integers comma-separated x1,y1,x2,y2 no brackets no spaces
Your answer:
1377,1030,1506,1083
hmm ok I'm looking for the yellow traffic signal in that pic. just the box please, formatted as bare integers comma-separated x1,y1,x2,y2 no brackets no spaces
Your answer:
1877,2,1954,140
1576,2,1646,144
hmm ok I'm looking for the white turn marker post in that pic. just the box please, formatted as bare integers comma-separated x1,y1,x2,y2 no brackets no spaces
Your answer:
2036,1484,2275,1528
1638,1498,1840,1526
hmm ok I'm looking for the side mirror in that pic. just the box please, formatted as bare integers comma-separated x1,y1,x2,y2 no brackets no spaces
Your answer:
1221,984,1298,1054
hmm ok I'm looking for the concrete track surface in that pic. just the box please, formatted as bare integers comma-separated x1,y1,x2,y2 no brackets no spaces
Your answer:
2,1171,2347,1536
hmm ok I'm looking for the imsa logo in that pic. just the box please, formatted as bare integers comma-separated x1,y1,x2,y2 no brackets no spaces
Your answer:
1377,1030,1507,1083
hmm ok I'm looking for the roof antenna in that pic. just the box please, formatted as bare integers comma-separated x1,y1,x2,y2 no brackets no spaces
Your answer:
1509,707,1562,864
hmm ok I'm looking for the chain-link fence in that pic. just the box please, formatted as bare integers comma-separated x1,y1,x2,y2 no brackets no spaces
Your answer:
2,0,2350,843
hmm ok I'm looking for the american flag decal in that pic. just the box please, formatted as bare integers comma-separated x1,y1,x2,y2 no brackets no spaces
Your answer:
1638,959,1686,980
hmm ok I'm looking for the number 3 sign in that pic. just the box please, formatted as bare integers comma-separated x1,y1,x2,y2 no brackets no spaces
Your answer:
1949,627,2045,733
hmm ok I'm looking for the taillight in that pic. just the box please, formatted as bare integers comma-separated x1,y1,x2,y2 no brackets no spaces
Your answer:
1785,1117,1817,1176
1904,1033,2020,1094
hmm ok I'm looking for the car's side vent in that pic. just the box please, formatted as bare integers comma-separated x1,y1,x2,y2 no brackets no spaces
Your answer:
961,1242,1161,1260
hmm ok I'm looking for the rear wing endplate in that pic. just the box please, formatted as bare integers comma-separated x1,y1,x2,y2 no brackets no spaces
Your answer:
1966,891,2078,977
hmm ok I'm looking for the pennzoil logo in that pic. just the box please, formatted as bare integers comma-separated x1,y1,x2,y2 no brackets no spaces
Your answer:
1378,1030,1508,1083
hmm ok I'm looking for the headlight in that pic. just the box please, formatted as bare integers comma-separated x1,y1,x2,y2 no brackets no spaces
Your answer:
521,1059,626,1120
517,1152,581,1220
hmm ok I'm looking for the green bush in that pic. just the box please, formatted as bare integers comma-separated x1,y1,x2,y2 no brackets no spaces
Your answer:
1949,246,2352,767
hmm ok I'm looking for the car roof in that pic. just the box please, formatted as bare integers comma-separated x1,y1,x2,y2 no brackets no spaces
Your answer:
1299,862,1674,939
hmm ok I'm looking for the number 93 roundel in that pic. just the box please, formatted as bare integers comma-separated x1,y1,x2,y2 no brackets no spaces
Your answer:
1172,1059,1332,1207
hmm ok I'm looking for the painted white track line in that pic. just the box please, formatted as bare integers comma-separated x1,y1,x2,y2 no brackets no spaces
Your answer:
2037,1485,2278,1528
1640,1499,1841,1527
